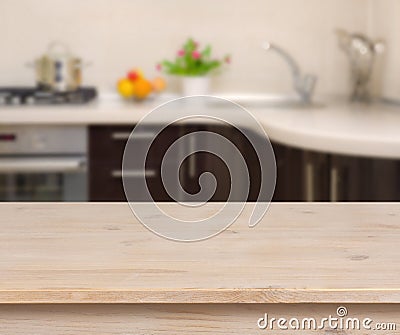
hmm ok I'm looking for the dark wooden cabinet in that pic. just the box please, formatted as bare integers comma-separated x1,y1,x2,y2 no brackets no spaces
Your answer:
178,124,265,202
277,147,400,202
272,143,305,201
89,125,400,202
329,154,400,201
89,125,186,201
89,125,130,201
89,124,266,202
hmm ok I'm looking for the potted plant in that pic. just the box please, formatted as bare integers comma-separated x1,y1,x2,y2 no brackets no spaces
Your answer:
158,38,230,96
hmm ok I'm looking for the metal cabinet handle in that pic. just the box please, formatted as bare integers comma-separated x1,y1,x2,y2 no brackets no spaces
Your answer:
0,157,86,173
305,161,314,201
111,132,156,140
111,169,156,178
304,152,315,202
330,166,339,201
188,134,196,178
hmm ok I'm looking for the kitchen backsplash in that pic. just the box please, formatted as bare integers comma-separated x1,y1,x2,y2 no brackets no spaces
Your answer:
0,0,397,98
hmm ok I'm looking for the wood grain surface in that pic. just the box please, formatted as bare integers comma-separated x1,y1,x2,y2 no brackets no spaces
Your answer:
0,304,399,334
0,202,399,303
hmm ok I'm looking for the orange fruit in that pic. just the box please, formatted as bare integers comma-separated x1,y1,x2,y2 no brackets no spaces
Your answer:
117,78,135,98
152,76,166,92
133,78,153,99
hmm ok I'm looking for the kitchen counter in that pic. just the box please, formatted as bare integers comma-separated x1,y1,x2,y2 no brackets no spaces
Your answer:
0,95,399,159
2,202,400,334
1,202,400,304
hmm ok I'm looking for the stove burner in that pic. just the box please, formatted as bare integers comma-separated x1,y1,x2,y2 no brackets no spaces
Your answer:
0,87,97,105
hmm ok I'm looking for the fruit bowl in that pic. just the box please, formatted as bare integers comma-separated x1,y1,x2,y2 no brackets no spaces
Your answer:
117,68,166,101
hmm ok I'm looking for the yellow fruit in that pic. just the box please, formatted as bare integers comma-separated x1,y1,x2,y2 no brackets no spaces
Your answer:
133,78,153,99
117,78,135,98
152,76,167,93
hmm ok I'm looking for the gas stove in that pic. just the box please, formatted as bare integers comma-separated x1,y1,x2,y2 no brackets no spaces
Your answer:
0,87,97,105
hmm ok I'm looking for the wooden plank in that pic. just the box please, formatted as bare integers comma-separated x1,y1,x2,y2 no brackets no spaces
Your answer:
0,304,398,334
0,203,399,303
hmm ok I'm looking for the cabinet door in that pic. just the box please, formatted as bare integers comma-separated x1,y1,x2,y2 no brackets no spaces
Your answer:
366,158,400,201
330,155,400,201
272,143,305,201
89,126,132,201
180,124,272,202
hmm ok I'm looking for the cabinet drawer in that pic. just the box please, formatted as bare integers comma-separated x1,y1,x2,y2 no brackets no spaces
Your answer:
89,125,182,201
89,126,133,166
89,125,179,168
90,164,163,201
89,167,122,201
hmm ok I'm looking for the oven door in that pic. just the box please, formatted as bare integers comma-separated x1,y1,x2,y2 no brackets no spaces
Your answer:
0,156,87,201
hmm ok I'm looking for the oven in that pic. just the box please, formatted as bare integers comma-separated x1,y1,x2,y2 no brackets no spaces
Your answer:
0,126,87,201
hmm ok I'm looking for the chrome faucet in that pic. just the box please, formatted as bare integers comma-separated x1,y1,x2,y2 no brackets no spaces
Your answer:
262,42,317,103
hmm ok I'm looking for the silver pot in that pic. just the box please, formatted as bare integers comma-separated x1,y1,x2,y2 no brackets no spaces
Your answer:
32,42,88,92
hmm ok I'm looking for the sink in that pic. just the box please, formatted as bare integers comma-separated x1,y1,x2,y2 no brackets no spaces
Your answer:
217,94,323,109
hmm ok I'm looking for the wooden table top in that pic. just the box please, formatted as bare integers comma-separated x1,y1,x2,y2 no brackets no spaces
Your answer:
0,202,399,304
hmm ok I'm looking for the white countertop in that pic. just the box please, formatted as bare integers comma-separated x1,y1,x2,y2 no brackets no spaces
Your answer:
0,94,399,159
257,101,400,159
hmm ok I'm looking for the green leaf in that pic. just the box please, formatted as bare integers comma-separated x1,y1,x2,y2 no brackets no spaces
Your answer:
160,39,228,76
201,45,211,58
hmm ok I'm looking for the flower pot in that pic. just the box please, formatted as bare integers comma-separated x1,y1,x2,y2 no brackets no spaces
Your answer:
181,76,210,96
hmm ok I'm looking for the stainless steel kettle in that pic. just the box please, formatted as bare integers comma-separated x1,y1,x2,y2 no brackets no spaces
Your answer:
336,29,385,102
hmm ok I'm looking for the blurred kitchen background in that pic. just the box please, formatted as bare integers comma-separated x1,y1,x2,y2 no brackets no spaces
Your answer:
0,0,399,202
0,0,398,96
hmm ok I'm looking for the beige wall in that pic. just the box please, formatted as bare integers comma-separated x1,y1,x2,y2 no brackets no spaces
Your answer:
368,0,400,100
0,0,390,97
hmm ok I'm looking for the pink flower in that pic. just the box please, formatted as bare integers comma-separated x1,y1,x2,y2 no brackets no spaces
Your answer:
192,50,201,59
177,49,185,57
156,63,162,71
